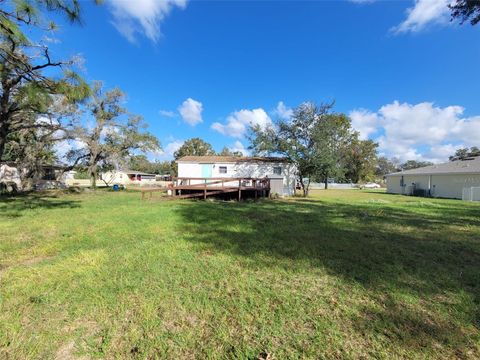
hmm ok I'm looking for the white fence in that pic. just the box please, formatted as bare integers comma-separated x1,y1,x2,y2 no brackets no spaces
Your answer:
309,182,357,190
462,187,480,201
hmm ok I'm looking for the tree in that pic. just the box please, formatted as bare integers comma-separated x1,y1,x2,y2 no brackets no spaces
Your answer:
127,155,174,175
449,146,480,161
312,112,356,189
67,82,160,188
250,102,336,196
343,138,378,184
218,146,243,157
449,0,480,25
376,156,400,177
400,160,433,171
173,137,215,159
0,0,92,162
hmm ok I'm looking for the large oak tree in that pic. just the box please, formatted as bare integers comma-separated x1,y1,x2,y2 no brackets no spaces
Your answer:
0,0,92,162
67,82,160,188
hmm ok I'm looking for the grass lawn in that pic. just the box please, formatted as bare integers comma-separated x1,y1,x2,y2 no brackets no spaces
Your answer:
1,189,479,359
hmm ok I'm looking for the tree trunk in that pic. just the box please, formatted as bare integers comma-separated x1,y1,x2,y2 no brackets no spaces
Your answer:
324,176,328,190
299,176,307,197
89,164,97,189
0,120,9,161
90,172,97,188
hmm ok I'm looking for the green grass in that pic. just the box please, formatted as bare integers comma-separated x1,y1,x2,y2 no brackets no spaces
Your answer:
1,189,479,359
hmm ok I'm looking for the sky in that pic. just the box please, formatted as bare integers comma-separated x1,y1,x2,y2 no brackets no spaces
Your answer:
48,0,480,163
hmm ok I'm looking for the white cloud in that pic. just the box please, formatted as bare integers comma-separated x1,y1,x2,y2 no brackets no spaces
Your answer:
211,108,272,138
178,98,203,126
273,101,293,119
159,110,176,118
152,139,184,160
229,141,249,156
350,101,480,163
349,109,380,140
106,0,187,43
393,0,451,33
55,139,86,160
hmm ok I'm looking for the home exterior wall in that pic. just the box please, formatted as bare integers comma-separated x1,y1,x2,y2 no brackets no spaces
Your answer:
101,171,157,186
1,164,67,190
387,173,480,199
0,164,21,188
177,161,296,196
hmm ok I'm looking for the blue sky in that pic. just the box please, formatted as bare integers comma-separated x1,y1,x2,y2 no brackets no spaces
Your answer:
50,0,480,162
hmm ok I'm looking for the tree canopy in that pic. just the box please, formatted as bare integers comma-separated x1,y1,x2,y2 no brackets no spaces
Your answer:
449,146,480,161
218,146,243,157
66,82,160,188
249,102,375,194
173,137,216,159
400,160,434,171
375,157,400,177
0,0,92,164
449,0,480,25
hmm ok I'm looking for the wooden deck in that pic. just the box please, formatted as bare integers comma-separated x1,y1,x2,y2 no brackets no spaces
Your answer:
168,177,271,200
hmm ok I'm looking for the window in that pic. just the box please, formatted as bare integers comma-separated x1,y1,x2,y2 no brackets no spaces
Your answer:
219,166,227,174
273,166,282,175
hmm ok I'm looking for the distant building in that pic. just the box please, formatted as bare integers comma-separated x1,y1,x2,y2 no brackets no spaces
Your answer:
176,156,296,196
0,162,68,191
100,170,157,186
386,156,480,200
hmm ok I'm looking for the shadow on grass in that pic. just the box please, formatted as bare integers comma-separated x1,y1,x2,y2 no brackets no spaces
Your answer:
175,195,480,355
0,191,81,218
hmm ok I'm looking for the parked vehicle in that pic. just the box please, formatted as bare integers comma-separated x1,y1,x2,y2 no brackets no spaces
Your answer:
363,182,381,189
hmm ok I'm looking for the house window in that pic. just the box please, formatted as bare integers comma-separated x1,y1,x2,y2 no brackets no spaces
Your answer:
219,166,227,174
273,166,282,175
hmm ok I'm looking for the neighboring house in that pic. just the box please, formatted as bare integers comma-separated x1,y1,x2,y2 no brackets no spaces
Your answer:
386,156,480,200
0,162,68,191
176,156,296,196
100,170,157,186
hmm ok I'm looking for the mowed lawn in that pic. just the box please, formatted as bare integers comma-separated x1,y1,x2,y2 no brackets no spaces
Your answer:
0,189,479,359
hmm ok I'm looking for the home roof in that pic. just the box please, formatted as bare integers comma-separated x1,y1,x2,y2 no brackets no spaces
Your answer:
120,170,157,176
0,161,66,170
386,156,480,176
176,156,289,164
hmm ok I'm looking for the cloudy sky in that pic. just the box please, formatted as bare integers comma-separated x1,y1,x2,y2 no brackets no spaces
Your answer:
52,0,480,162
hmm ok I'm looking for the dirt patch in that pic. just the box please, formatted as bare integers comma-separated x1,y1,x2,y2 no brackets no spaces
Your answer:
55,341,77,360
20,255,56,267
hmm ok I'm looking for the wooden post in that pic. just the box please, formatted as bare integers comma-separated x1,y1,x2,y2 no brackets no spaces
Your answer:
238,179,241,201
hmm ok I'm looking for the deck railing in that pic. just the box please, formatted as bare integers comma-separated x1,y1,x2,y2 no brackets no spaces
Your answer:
171,177,270,190
168,177,271,200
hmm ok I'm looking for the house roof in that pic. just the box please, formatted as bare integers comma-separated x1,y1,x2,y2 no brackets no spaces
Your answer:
386,156,480,177
176,156,289,164
0,161,67,170
120,170,157,176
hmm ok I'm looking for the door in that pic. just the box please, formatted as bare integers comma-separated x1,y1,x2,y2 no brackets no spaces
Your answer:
201,164,213,178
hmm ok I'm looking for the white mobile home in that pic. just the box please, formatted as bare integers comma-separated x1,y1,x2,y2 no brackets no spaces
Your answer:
176,156,296,196
0,162,69,191
100,170,157,186
386,156,480,200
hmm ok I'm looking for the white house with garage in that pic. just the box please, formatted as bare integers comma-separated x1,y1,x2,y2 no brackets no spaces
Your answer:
386,156,480,200
176,156,297,196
